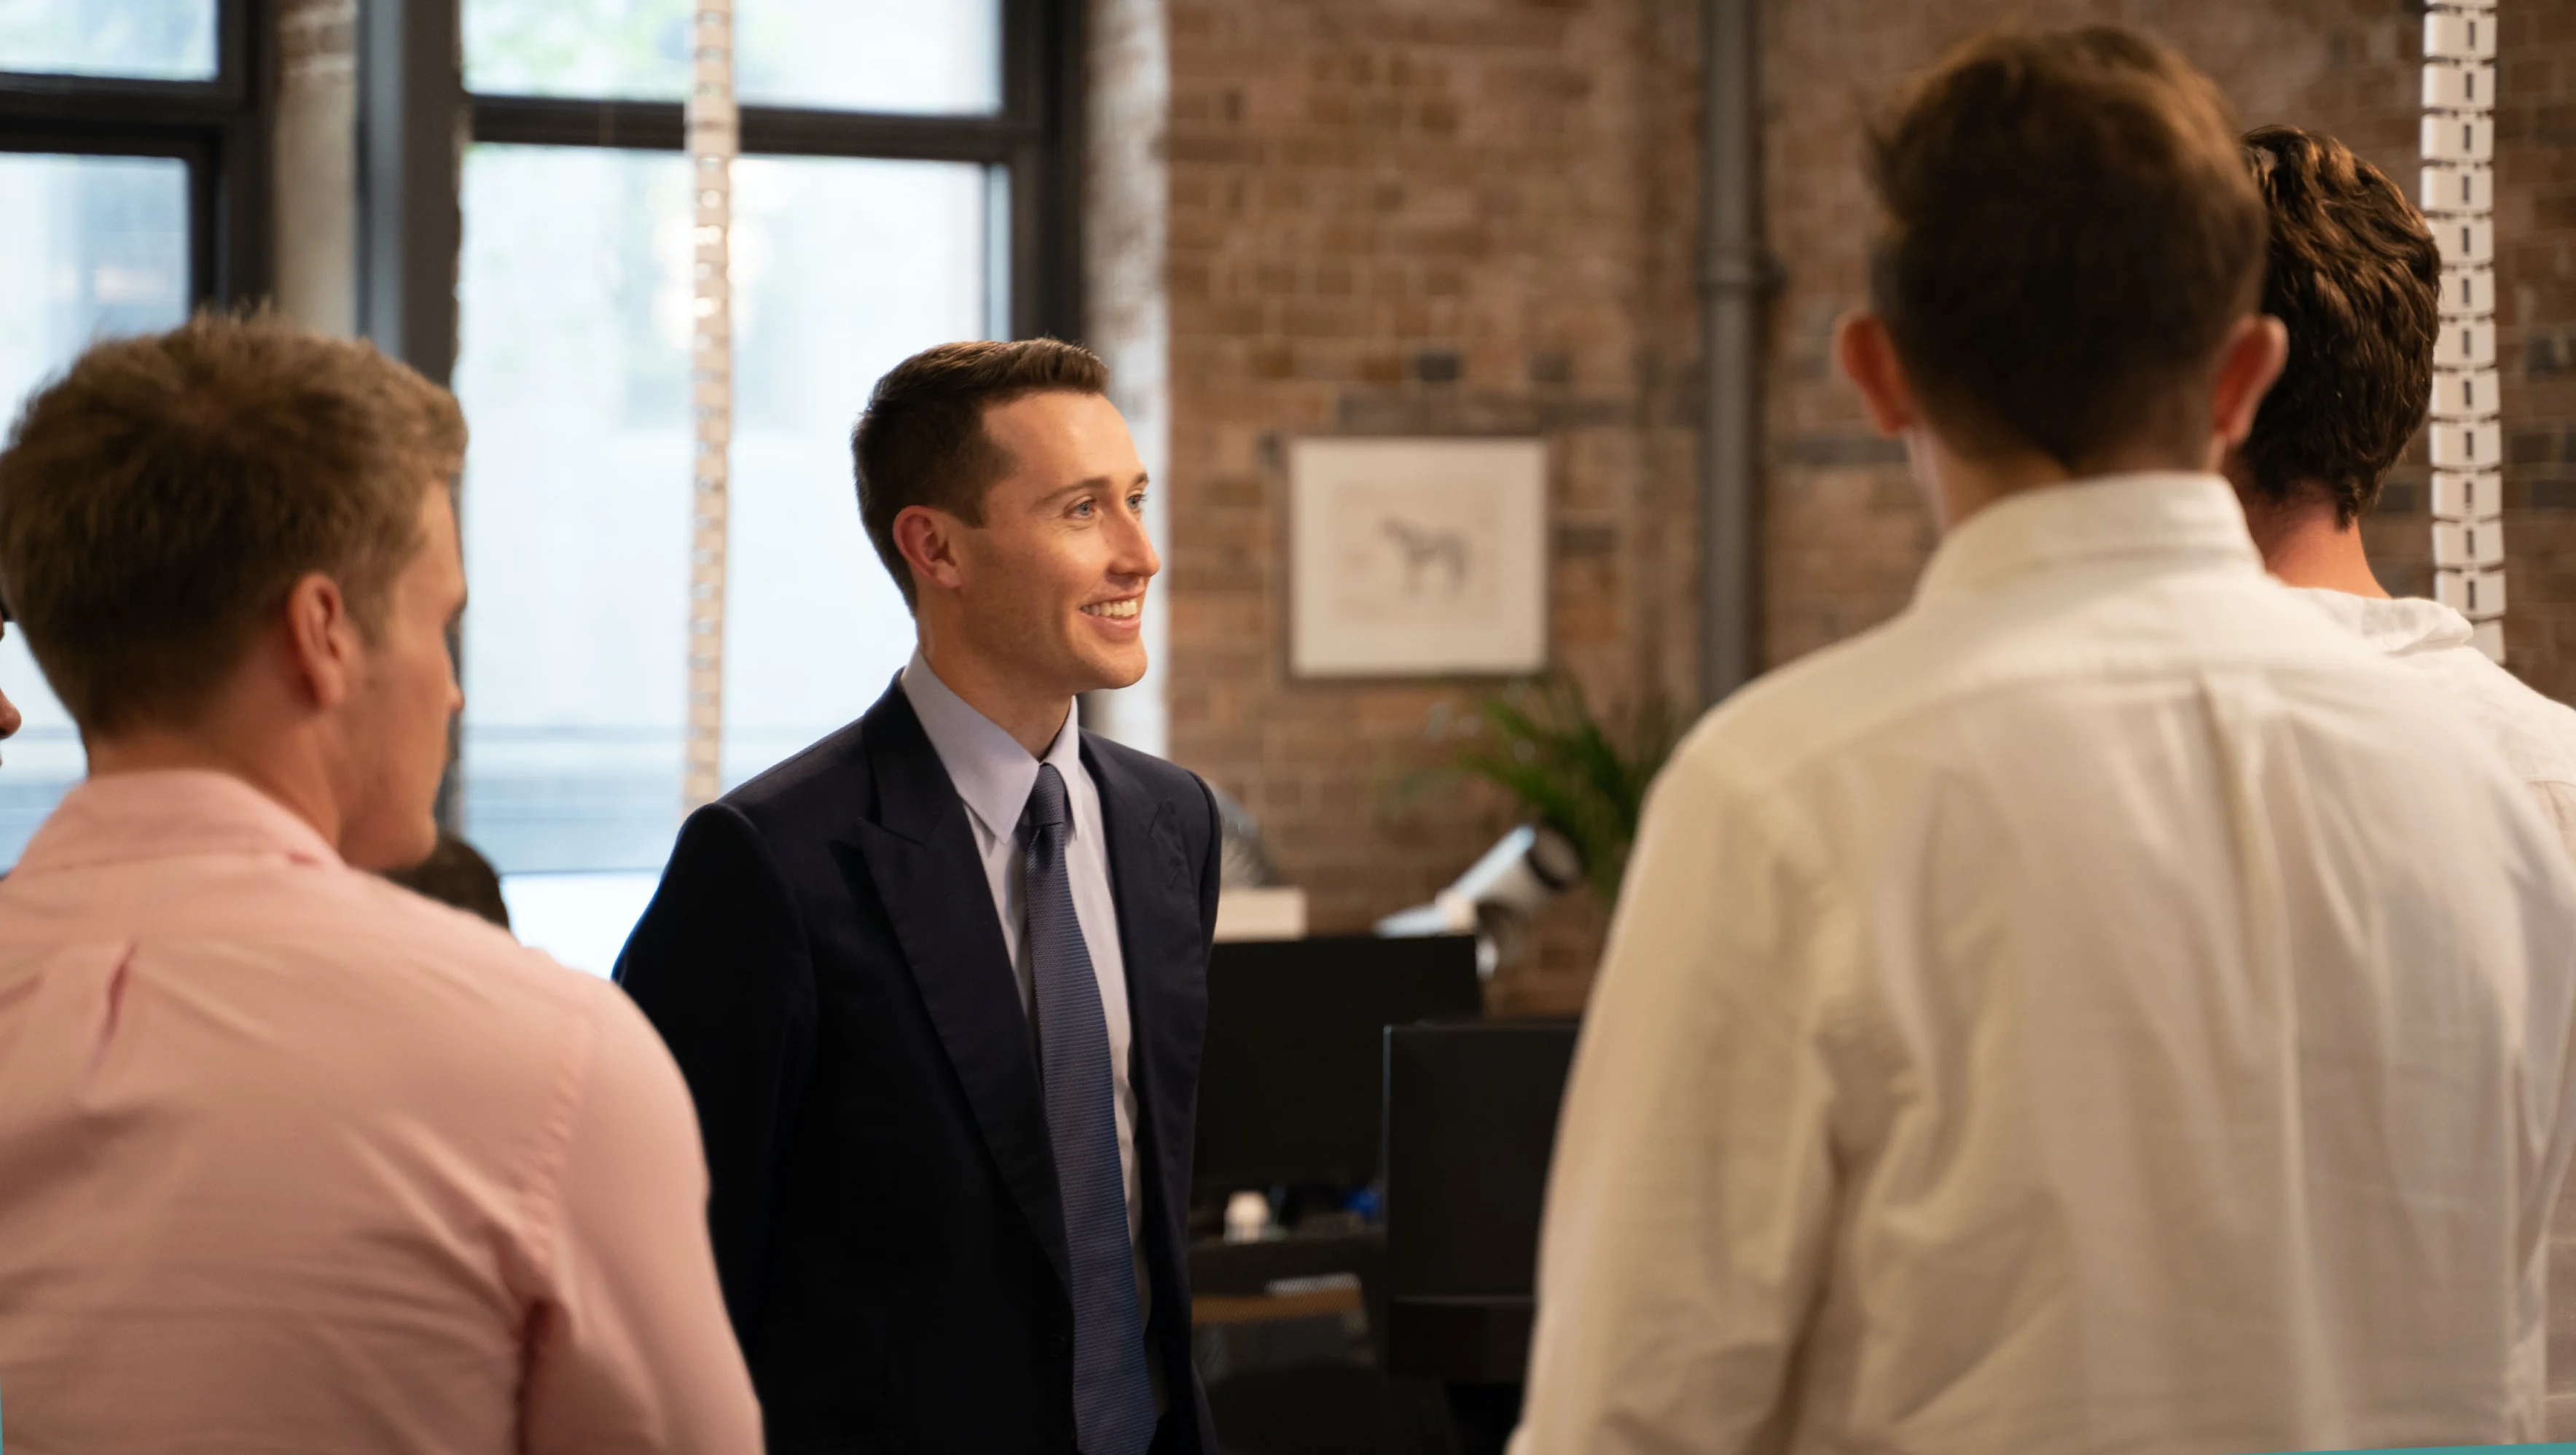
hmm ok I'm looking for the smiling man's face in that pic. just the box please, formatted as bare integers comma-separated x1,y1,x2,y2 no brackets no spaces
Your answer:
946,389,1157,700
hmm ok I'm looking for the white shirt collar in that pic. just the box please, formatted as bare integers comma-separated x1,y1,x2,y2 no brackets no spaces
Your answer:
900,648,1085,841
2288,588,2476,658
1914,472,2263,606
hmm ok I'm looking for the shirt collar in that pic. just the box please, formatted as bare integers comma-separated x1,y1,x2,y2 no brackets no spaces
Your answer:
13,768,345,878
2290,587,2476,658
901,648,1084,841
1913,472,2263,606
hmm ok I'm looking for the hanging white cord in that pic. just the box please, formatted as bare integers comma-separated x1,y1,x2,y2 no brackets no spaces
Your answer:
684,1,737,811
2423,0,2503,660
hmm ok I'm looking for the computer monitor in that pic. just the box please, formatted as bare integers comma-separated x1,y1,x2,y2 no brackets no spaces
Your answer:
1192,934,1481,1201
1382,1021,1578,1299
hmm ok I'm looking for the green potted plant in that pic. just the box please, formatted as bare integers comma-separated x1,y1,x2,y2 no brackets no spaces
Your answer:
1451,674,1683,908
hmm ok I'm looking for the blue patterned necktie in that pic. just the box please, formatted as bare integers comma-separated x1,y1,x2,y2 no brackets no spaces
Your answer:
1022,762,1157,1455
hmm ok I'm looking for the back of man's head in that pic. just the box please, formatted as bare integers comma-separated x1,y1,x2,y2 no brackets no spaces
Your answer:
0,311,463,738
1868,27,2267,471
2234,126,2440,526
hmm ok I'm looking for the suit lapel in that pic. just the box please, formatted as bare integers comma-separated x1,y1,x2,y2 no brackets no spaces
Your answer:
838,684,1070,1293
1082,738,1209,1228
1084,740,1192,1063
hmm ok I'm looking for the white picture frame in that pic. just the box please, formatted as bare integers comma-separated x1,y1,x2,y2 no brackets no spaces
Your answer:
1289,437,1548,678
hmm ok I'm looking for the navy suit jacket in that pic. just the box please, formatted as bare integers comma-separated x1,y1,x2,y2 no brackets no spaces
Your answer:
617,680,1221,1454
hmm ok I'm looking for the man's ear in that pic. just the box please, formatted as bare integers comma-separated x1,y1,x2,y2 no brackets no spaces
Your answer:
891,504,969,598
2209,314,2290,450
1836,311,1921,437
281,572,356,711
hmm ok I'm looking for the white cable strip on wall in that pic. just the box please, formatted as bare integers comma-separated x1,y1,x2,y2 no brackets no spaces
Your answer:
2424,0,2505,661
684,1,737,811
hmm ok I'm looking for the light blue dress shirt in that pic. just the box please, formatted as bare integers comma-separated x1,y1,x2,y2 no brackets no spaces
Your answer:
899,650,1145,1262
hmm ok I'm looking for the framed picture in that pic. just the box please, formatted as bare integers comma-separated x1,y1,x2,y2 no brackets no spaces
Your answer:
1289,437,1548,677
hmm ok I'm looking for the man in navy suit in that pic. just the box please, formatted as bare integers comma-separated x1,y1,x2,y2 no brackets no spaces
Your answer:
618,339,1221,1454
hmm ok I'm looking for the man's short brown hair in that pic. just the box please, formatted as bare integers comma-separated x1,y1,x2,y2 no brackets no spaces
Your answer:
2236,126,2440,525
1866,26,2268,468
851,338,1108,609
0,311,465,736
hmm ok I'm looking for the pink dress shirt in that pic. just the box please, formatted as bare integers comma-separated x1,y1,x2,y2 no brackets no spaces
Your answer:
0,771,761,1454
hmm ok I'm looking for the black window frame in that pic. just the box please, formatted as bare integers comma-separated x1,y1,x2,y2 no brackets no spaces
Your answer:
423,0,1082,359
371,0,1084,842
0,0,274,307
469,0,1082,343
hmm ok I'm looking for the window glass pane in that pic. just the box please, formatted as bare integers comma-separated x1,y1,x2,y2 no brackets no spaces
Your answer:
0,152,192,865
455,144,692,875
454,145,990,881
737,2,1000,114
464,0,1001,114
0,0,217,82
722,155,989,783
463,0,687,104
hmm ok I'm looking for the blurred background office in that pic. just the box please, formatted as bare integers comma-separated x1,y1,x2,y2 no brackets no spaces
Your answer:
0,0,2502,1002
0,0,2557,1450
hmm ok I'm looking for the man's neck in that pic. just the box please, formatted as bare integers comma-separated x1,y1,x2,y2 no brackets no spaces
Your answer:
1915,429,2214,534
2238,488,2389,598
918,634,1073,759
85,721,345,847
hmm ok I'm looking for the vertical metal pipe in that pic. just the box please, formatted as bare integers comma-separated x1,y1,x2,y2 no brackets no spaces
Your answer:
355,0,458,386
356,0,461,827
1699,0,1766,708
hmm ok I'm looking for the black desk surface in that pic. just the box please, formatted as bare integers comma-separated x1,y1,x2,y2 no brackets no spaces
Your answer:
1189,1229,1385,1298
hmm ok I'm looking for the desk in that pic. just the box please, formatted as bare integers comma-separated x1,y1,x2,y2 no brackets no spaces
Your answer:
1190,1229,1385,1298
1194,1282,1366,1327
1189,1229,1386,1332
1190,1230,1390,1328
1189,1231,1404,1454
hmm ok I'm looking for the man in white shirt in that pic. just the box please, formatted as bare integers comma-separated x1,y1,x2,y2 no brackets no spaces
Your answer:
2224,125,2576,860
2226,124,2576,1441
1512,28,2576,1455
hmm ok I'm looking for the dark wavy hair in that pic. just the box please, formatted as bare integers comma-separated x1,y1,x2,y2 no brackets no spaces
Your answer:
2236,125,2440,525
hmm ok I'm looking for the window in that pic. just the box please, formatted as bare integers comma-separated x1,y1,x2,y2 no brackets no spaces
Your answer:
453,1,1078,968
0,0,268,865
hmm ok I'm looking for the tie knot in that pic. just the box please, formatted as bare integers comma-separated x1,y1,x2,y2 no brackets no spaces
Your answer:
1024,761,1072,833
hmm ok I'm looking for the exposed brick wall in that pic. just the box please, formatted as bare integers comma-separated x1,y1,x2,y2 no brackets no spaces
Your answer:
1154,0,2576,1413
1762,0,2435,666
2494,4,2576,1435
1162,0,2576,1018
1086,0,1175,755
1162,0,1704,1015
2498,0,2576,714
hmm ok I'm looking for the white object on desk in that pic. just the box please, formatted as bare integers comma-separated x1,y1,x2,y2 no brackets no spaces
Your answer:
1224,1191,1273,1244
1214,886,1308,942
